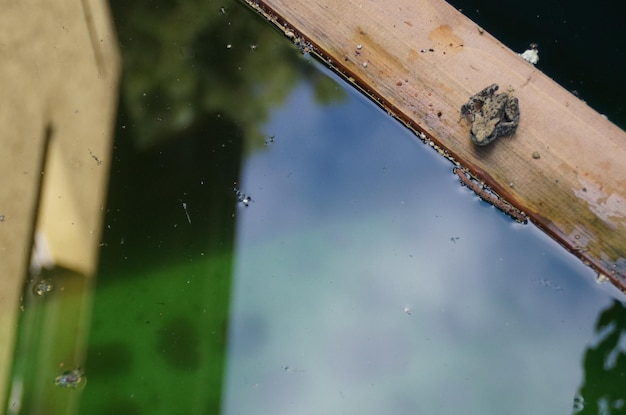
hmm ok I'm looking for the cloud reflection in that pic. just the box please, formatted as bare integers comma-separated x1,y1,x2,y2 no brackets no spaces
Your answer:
225,63,621,415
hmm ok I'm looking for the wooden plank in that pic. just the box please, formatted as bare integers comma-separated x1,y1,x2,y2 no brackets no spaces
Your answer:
0,0,120,405
244,0,626,292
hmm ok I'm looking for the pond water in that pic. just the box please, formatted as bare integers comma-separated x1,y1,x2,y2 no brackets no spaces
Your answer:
219,64,625,415
6,1,626,414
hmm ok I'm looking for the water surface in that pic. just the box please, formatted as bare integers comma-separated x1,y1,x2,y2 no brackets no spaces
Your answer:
8,1,625,414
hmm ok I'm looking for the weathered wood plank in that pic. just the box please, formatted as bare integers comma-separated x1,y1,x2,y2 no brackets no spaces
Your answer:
245,0,626,291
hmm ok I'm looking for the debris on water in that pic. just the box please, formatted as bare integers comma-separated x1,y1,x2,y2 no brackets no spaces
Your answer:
233,187,253,207
88,148,103,165
32,278,54,296
180,199,192,224
595,273,609,284
519,43,539,65
0,214,5,222
293,37,313,54
55,368,85,389
536,278,564,292
239,194,252,206
572,393,585,412
453,167,527,223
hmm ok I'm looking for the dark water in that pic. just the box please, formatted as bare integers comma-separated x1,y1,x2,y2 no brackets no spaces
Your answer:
6,1,626,414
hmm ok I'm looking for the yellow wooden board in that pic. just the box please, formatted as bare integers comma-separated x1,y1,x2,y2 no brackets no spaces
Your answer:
245,0,626,291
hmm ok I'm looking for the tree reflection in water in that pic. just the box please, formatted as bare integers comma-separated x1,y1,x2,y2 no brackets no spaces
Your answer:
574,300,626,415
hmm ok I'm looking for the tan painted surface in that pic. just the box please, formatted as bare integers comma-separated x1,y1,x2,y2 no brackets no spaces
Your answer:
0,0,120,404
247,0,626,291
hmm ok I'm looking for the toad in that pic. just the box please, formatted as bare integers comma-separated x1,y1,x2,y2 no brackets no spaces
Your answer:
460,84,520,146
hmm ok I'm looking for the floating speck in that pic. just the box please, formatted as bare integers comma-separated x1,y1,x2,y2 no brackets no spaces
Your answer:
595,273,609,284
55,369,85,389
88,148,103,165
519,43,539,65
241,195,252,206
265,135,276,145
572,393,585,412
234,187,253,207
180,200,191,224
32,279,54,296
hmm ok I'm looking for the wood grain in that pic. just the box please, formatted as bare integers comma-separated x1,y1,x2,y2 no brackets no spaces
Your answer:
245,0,626,291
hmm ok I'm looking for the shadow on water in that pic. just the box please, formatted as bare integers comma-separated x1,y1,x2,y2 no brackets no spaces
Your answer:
108,0,344,151
77,0,344,414
99,106,244,274
80,108,239,413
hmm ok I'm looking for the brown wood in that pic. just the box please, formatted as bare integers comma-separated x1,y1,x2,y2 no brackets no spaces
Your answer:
245,0,626,292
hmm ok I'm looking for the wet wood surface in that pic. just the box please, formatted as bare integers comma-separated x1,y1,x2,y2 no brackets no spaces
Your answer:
244,0,626,292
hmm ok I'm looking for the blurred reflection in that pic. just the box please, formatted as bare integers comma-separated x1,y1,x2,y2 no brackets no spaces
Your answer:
75,0,346,414
8,267,92,414
109,0,345,150
574,300,626,415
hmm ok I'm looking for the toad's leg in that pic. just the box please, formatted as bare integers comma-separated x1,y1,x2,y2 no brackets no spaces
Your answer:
495,97,520,137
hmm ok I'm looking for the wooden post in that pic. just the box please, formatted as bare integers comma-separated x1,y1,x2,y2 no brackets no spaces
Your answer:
245,0,626,291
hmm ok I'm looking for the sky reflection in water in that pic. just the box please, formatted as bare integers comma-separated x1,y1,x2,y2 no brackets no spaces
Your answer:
224,62,622,415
